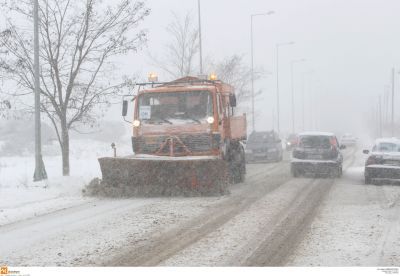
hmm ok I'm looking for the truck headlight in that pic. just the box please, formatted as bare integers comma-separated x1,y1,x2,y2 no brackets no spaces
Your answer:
133,120,141,127
207,116,215,124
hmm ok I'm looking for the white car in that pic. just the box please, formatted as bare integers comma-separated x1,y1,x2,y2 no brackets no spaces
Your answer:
363,138,400,184
340,133,357,146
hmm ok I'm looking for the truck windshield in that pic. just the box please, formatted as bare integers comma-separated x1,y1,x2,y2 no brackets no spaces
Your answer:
137,90,213,124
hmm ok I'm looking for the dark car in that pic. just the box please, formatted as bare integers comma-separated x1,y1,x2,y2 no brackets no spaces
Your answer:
285,133,298,151
291,132,345,177
245,131,283,163
363,138,400,184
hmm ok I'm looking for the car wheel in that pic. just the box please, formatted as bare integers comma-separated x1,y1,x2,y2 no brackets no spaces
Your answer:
337,166,343,178
365,176,371,184
291,167,300,178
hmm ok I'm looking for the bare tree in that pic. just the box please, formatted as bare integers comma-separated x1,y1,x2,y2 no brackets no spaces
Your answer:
0,0,149,176
210,54,264,106
150,11,199,79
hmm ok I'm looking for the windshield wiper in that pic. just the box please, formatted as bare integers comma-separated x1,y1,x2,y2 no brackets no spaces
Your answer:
161,118,173,124
187,117,201,124
146,117,173,125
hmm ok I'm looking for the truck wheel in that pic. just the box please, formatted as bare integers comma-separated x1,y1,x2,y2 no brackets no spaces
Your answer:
229,143,246,184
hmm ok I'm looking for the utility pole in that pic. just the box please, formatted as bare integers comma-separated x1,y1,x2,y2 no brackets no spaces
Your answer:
33,0,47,181
391,67,395,137
197,0,203,75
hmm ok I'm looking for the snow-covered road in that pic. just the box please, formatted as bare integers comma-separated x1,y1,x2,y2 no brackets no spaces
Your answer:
1,147,400,266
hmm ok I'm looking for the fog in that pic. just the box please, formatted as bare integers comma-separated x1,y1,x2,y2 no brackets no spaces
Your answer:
2,0,400,139
108,0,400,139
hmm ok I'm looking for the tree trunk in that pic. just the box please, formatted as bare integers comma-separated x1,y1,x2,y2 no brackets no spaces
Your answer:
61,124,70,176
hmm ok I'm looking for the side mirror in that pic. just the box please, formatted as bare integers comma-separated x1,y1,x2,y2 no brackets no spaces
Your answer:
3,100,11,109
122,100,128,117
229,94,237,107
363,149,370,154
339,144,346,150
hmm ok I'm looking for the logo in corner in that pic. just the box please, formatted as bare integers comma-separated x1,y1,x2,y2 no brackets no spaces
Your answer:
0,266,8,275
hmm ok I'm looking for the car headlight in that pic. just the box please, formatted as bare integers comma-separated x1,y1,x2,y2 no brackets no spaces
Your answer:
207,116,215,124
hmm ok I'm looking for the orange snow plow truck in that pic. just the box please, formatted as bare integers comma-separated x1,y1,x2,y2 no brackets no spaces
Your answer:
94,75,247,196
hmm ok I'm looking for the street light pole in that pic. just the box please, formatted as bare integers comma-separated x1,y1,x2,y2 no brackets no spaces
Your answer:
197,0,203,75
33,0,47,181
276,41,294,135
290,59,306,134
379,95,382,138
391,67,395,137
250,11,274,132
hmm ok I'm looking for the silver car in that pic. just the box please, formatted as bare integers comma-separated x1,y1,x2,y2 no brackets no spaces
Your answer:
363,138,400,184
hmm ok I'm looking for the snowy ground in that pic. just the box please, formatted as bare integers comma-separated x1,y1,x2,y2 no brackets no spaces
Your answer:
1,141,400,266
287,149,400,266
0,138,131,226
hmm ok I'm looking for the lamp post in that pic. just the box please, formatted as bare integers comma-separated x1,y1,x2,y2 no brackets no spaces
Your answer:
197,0,203,75
290,58,306,134
391,67,395,137
250,11,274,132
276,41,294,134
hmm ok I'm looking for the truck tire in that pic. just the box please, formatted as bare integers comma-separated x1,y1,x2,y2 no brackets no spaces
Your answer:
228,142,246,184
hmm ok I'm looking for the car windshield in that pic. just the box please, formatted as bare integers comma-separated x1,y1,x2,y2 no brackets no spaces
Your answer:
374,142,400,152
138,90,213,124
299,135,332,149
248,132,275,143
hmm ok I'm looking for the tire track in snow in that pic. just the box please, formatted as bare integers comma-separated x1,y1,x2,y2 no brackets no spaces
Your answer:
104,162,291,266
241,148,357,266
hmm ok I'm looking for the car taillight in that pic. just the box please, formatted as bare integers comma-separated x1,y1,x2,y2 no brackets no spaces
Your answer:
330,137,337,147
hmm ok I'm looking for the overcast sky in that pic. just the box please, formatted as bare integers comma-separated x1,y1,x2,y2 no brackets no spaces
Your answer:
2,0,400,138
115,0,400,137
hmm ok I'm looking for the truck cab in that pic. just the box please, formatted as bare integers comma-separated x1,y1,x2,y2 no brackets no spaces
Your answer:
128,76,247,159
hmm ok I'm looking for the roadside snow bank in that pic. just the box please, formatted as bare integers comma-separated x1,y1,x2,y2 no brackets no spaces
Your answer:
0,138,131,226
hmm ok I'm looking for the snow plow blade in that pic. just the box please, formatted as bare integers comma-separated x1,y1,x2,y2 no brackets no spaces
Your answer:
86,156,229,197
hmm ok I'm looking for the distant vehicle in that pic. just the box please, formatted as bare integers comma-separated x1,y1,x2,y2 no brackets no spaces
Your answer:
245,131,283,163
340,133,357,146
363,138,400,184
285,133,298,151
291,132,345,177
